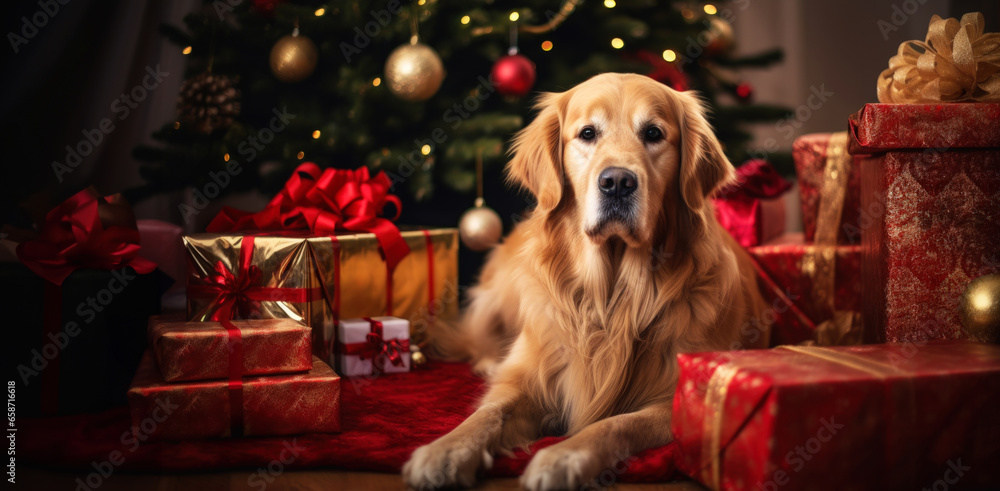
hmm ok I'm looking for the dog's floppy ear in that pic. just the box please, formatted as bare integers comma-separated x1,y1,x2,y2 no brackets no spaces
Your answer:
672,90,735,211
507,92,567,211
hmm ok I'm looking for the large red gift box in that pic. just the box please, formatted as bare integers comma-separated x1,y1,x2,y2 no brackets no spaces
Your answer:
148,314,312,382
848,103,1000,343
127,352,340,440
673,342,1000,491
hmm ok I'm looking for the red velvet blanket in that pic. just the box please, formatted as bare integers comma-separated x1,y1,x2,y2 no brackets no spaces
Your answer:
21,361,681,482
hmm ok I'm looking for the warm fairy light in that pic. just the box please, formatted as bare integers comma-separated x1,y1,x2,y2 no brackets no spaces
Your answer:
417,0,426,5
541,40,553,51
681,8,695,19
662,49,677,62
421,144,431,155
182,46,192,55
314,7,325,16
297,151,305,159
604,0,616,7
461,15,470,24
312,130,321,139
173,121,180,129
704,4,717,15
381,148,390,156
372,77,381,87
223,153,230,162
509,12,519,21
611,37,624,49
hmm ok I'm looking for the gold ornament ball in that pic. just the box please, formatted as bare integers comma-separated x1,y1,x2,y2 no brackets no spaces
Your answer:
705,17,735,55
960,273,1000,343
411,351,427,365
384,42,445,101
270,34,318,83
460,205,503,251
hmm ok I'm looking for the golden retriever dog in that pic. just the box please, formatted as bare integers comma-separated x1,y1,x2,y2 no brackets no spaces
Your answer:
404,73,769,490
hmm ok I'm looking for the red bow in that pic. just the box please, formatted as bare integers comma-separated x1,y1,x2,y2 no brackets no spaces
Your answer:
207,163,410,270
16,189,156,285
363,331,409,367
203,261,262,320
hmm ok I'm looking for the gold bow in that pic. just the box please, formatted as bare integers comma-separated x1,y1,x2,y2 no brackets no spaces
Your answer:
877,12,1000,103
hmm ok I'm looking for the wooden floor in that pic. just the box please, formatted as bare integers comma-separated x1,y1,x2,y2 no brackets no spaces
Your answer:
21,468,708,490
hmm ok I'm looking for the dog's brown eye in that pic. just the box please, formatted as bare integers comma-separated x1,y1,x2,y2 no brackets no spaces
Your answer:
644,126,664,143
579,126,597,141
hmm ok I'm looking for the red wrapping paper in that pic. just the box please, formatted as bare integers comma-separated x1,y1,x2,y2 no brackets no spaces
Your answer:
148,314,312,382
712,160,790,247
793,133,863,244
127,352,340,440
673,342,1000,491
747,233,861,346
849,103,1000,343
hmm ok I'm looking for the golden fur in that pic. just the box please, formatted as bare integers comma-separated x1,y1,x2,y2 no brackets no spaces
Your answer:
404,73,768,490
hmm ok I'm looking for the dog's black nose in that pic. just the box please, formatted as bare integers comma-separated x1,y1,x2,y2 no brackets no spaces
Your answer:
598,167,637,198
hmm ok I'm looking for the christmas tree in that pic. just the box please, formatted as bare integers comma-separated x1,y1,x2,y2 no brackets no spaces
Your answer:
128,0,790,223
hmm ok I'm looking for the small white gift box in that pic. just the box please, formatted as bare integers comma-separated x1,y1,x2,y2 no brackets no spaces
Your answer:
331,316,411,377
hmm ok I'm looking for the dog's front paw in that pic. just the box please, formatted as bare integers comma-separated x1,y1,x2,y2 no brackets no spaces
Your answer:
403,437,490,490
520,445,602,491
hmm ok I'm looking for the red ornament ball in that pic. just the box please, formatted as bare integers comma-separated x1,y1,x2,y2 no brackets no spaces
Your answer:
252,0,285,16
736,82,753,102
491,54,536,97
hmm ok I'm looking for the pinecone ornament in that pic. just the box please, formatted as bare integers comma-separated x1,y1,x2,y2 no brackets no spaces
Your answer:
177,72,241,134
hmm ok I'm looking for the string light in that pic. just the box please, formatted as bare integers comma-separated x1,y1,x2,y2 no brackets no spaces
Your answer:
509,11,519,21
297,151,305,160
223,153,230,162
604,0,616,7
372,77,381,87
417,0,426,5
704,4,717,15
312,130,321,139
314,7,325,16
173,121,180,129
611,37,624,49
681,8,695,19
182,46,192,55
461,15,470,24
541,40,553,51
421,145,432,155
662,49,677,62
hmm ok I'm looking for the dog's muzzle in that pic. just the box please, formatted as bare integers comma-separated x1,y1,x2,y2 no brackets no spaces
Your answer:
597,167,637,223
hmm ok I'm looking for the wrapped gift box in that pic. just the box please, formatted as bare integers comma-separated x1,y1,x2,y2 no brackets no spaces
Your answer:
848,103,1000,343
148,314,312,382
712,160,791,248
673,342,1000,491
332,316,411,377
184,228,457,359
127,352,340,440
2,265,161,416
793,133,863,244
747,234,862,346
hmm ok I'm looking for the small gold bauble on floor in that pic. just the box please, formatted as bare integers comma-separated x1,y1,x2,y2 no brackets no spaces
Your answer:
383,40,445,102
270,31,318,83
960,273,1000,343
459,199,502,251
409,343,427,366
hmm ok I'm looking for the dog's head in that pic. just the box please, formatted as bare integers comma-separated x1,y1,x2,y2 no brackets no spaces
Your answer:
507,73,734,247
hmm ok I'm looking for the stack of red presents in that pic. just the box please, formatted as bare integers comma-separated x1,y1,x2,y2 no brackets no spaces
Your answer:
686,13,1000,490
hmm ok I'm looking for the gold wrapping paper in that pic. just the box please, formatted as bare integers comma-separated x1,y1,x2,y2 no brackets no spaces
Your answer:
184,234,330,329
878,12,1000,103
306,228,459,346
